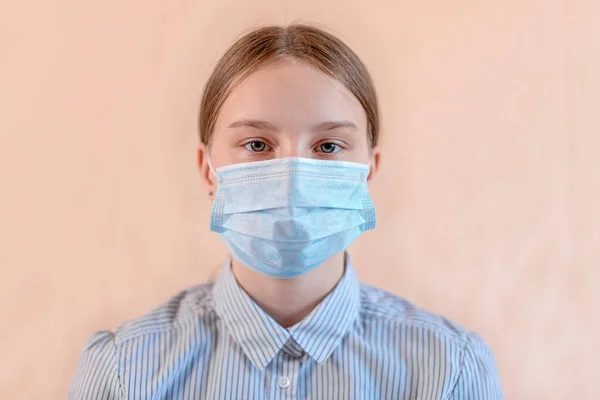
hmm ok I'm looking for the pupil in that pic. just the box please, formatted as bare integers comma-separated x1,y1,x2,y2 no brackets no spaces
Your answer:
321,143,335,153
251,141,265,152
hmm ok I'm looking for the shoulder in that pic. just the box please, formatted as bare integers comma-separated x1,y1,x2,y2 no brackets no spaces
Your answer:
70,282,217,398
111,280,217,345
69,330,122,398
358,284,502,397
359,283,470,344
447,331,503,399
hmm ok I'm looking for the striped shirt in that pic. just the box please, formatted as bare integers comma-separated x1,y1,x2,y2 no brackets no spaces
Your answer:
69,255,503,399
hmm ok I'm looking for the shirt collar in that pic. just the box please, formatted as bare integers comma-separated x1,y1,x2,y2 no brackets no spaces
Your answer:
212,253,361,370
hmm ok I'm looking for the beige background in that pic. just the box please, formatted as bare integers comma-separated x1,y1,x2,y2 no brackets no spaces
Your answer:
1,0,598,398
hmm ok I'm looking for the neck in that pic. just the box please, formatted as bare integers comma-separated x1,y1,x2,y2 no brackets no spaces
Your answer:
230,252,346,328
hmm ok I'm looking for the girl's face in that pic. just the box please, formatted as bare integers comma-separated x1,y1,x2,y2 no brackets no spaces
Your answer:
198,59,380,192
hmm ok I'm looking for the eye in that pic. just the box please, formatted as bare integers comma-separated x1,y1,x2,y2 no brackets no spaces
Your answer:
315,142,341,154
244,140,271,152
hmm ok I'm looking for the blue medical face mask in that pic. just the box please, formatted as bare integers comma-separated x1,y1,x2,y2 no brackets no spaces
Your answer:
208,157,376,278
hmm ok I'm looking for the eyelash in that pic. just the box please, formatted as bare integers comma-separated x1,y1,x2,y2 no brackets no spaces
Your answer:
242,140,343,154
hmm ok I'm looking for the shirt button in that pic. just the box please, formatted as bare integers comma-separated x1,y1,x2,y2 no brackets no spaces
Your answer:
278,376,291,389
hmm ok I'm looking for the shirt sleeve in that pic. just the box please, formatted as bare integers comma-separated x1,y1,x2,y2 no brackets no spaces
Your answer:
447,332,503,400
68,331,123,400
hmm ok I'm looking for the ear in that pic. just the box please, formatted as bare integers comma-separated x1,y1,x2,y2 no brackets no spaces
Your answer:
367,147,381,183
197,143,216,197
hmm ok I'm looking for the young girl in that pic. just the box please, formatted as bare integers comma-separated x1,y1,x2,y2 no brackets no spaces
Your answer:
70,24,502,399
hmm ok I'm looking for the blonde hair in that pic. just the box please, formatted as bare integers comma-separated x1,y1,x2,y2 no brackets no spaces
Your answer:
198,24,380,149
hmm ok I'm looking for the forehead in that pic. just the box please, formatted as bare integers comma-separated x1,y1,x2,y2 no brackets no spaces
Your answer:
215,59,367,130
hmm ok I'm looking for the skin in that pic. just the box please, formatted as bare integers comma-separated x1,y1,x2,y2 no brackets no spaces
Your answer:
197,58,380,328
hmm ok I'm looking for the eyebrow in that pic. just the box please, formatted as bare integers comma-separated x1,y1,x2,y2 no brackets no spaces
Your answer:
227,119,278,131
227,119,358,132
312,120,358,132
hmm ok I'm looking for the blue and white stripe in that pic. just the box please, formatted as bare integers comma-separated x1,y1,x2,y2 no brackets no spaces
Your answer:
69,255,502,399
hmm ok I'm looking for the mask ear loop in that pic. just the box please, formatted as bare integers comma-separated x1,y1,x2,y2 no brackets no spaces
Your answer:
206,153,217,177
207,153,217,196
366,154,374,181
